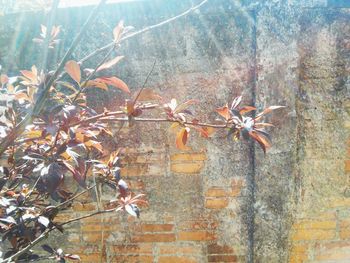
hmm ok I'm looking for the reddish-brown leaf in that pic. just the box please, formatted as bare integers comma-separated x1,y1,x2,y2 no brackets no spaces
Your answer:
192,126,209,138
174,99,199,114
216,104,231,120
20,70,36,83
85,140,103,153
85,80,108,91
51,25,61,39
239,106,256,115
248,130,271,154
95,77,130,93
113,20,124,43
175,127,190,150
65,254,81,261
14,92,31,101
203,127,216,137
255,106,286,121
97,56,124,72
65,60,81,84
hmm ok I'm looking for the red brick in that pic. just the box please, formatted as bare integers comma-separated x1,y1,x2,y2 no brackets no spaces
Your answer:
121,154,164,164
132,233,176,242
207,244,234,254
346,160,350,172
340,228,350,239
66,246,101,254
289,243,308,263
72,202,97,212
206,187,227,197
293,220,336,230
205,198,229,209
315,241,350,251
79,253,106,263
178,231,216,241
291,229,334,241
316,248,350,261
158,256,198,263
54,213,75,223
109,255,153,263
141,224,174,232
208,255,238,262
111,244,153,254
170,162,204,174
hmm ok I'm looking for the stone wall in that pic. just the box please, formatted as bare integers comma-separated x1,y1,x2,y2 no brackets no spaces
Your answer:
0,0,349,262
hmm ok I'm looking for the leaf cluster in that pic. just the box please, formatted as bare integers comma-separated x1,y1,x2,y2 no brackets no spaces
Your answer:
0,3,285,262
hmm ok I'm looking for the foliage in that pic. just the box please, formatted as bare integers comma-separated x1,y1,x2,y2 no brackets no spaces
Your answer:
0,0,284,262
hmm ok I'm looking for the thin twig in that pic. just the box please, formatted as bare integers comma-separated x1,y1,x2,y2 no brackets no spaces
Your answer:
32,0,108,116
133,60,157,105
72,44,116,103
80,0,209,64
70,104,158,126
98,117,228,129
40,0,60,72
3,191,112,263
55,184,96,209
15,136,44,145
59,208,115,227
115,60,157,134
26,176,41,199
3,230,50,263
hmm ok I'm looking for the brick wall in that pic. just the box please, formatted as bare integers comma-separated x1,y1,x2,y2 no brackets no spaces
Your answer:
53,148,246,263
287,7,350,263
0,0,349,262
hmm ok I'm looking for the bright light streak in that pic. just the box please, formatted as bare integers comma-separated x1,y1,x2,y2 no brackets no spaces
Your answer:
59,0,142,8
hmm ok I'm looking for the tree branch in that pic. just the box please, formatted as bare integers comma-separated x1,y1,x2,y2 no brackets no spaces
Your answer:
40,0,60,72
102,117,228,128
55,184,96,209
79,0,209,64
0,0,108,158
2,208,115,263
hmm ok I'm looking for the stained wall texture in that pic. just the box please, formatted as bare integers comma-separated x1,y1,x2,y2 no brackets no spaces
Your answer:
0,0,349,262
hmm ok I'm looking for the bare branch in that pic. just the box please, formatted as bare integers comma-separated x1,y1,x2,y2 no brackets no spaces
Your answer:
80,0,209,64
103,117,228,129
40,0,60,72
55,184,96,209
3,207,115,263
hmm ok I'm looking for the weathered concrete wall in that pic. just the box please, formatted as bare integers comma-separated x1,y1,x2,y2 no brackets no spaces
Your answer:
289,7,350,263
0,0,349,262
